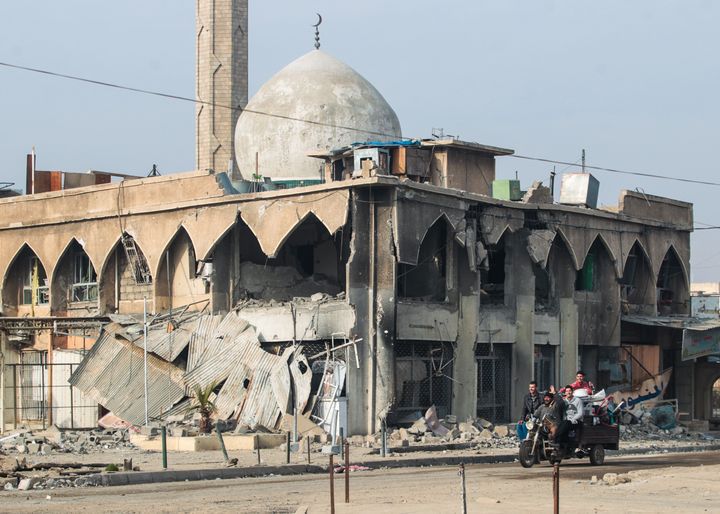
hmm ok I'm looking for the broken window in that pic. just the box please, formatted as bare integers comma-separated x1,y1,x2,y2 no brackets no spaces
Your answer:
398,219,447,301
394,342,454,419
71,253,97,303
479,238,505,305
476,343,511,422
22,256,49,305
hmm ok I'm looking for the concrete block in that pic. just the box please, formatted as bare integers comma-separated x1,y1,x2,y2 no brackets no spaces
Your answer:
458,422,480,434
445,428,461,441
18,478,38,491
603,473,618,486
493,425,509,438
26,442,41,454
398,428,410,441
477,430,495,440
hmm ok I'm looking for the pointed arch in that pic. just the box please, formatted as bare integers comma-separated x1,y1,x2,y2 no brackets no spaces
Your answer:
154,226,198,281
621,240,655,314
656,245,690,315
99,233,153,314
234,212,345,302
553,228,580,271
155,226,207,312
199,213,243,263
581,233,620,279
398,215,449,301
239,191,350,259
413,213,454,265
1,243,50,315
546,231,577,298
51,238,99,313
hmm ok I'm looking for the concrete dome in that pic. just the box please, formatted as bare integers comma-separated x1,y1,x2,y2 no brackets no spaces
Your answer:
234,50,402,181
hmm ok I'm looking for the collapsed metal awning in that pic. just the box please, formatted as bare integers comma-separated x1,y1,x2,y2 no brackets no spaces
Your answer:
622,314,720,361
622,314,720,331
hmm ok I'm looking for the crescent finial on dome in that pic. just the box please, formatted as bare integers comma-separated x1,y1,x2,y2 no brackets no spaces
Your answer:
313,13,322,50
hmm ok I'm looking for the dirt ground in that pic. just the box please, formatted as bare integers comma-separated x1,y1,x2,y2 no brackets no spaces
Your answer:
2,451,719,513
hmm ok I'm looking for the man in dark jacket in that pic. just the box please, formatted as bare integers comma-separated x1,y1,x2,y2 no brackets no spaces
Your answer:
519,381,542,421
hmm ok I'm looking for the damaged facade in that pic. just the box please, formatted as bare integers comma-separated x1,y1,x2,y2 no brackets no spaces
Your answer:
0,149,702,435
0,7,709,435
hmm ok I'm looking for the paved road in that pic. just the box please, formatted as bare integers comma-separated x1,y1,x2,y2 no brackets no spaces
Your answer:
3,450,718,513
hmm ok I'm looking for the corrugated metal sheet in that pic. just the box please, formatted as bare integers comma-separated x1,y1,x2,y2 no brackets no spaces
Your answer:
186,314,223,371
69,328,185,426
70,309,314,429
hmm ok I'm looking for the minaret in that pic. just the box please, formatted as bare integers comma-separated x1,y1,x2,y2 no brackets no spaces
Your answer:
195,0,248,178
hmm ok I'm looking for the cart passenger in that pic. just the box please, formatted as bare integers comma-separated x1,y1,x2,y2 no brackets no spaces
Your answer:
556,385,584,443
570,370,594,395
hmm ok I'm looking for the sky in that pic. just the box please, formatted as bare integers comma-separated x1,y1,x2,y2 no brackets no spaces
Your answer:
1,1,719,280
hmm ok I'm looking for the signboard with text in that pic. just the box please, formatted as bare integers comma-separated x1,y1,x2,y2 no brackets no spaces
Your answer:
682,327,720,361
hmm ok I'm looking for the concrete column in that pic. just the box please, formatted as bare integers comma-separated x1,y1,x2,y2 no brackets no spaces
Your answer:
559,297,579,386
372,190,396,431
453,292,479,419
346,191,371,435
507,232,535,419
196,0,248,177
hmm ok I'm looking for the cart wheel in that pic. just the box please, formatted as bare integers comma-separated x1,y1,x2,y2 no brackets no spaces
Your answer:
589,444,605,466
519,440,536,468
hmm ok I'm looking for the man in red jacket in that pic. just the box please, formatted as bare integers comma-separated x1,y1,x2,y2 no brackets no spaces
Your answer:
570,370,594,395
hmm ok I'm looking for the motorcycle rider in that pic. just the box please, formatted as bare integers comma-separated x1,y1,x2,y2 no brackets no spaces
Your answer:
534,391,562,441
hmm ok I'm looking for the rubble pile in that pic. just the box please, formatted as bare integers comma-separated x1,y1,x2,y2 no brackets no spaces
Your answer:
618,407,716,443
1,427,135,456
398,415,518,449
349,406,519,452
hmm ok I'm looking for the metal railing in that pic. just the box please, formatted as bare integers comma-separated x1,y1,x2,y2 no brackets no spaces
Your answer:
3,362,97,430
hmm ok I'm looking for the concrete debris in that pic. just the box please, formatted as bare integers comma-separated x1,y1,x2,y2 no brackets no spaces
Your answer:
618,406,714,443
602,472,631,486
237,262,342,302
1,428,135,456
361,411,519,451
521,181,553,204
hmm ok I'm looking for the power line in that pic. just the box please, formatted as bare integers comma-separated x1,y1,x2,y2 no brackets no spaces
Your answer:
509,154,720,187
3,60,720,188
0,60,407,140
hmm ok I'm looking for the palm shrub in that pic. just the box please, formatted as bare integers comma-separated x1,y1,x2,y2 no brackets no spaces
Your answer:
187,381,218,434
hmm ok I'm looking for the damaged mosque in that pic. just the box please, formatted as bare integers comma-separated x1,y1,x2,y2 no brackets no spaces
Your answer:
1,0,716,438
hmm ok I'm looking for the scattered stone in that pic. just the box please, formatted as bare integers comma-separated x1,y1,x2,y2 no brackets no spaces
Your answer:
493,425,509,438
408,417,429,435
458,422,480,435
475,418,494,431
603,473,618,486
590,475,598,484
477,430,495,440
445,428,461,441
